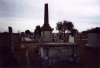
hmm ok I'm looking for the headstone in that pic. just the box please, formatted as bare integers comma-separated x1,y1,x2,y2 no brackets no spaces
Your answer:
69,35,75,43
8,27,14,54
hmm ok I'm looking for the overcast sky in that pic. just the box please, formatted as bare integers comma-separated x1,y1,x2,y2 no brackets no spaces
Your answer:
0,0,100,32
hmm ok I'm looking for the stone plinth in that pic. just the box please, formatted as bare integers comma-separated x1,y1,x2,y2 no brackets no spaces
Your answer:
40,43,78,65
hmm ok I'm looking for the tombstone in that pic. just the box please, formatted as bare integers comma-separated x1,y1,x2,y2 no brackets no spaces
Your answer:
68,32,75,43
69,35,75,43
41,3,53,42
8,27,14,54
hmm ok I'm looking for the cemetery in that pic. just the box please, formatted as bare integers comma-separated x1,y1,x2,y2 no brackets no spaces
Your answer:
0,3,99,68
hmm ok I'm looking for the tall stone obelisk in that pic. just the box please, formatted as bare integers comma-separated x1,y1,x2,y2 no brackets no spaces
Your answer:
44,3,49,26
41,3,53,42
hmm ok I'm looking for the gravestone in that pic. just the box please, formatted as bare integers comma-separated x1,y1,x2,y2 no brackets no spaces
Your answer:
41,3,53,42
69,35,75,43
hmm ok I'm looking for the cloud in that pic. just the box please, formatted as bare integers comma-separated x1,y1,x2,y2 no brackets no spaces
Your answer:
0,0,100,32
0,0,37,18
0,18,43,32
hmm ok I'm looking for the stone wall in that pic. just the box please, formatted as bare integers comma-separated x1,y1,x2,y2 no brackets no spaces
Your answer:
88,33,100,47
48,46,73,59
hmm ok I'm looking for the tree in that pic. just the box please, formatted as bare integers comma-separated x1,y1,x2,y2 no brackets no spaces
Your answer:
56,22,63,38
34,25,41,38
82,27,100,34
64,21,74,31
56,22,63,34
56,20,77,38
25,30,30,34
63,21,68,35
62,20,74,36
25,30,31,37
71,29,78,36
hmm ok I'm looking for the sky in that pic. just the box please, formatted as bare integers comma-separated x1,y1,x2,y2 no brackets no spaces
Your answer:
0,0,100,33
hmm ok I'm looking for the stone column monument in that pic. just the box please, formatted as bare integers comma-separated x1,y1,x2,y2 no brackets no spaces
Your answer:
41,3,53,42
